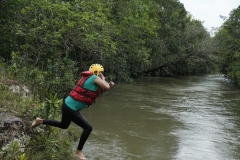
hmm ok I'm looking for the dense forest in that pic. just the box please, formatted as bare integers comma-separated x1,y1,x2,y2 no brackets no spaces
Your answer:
0,0,239,98
0,0,240,159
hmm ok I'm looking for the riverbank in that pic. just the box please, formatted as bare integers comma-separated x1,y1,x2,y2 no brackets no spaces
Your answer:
0,79,78,160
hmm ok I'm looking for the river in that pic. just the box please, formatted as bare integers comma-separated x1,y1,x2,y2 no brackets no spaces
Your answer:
74,74,240,160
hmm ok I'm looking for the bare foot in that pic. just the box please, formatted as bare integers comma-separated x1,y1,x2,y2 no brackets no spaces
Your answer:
31,118,43,128
74,150,87,160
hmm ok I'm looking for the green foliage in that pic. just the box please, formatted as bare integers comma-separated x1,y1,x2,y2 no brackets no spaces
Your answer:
0,82,32,116
20,153,27,160
26,129,76,160
215,5,240,86
34,93,62,120
0,66,76,160
112,0,159,78
0,139,27,160
0,0,219,98
0,0,25,61
10,51,77,98
7,0,118,98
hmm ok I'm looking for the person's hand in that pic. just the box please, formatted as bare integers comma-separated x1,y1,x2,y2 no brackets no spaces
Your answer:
99,73,105,81
109,81,115,87
98,73,114,88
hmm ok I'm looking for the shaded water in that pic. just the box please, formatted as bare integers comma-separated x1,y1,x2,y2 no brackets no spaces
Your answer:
74,74,240,160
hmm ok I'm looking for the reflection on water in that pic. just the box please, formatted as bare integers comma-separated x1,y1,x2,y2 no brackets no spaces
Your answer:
73,74,240,160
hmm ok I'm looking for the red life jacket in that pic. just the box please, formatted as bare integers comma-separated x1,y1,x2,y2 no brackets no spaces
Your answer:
69,71,102,105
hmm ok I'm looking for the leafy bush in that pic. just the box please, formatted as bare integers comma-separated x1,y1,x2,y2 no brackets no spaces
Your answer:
0,139,27,160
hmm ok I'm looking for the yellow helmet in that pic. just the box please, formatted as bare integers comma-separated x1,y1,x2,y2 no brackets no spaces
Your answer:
89,64,104,76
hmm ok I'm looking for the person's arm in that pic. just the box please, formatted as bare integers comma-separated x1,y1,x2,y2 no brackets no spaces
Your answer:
94,73,115,91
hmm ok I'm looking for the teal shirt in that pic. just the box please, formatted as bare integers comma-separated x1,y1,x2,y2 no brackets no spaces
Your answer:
65,75,99,111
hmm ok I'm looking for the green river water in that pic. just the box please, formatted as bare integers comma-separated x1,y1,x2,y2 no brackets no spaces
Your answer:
73,74,240,160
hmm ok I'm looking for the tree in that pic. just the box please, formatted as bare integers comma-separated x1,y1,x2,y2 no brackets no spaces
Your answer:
215,5,240,86
8,0,118,98
136,0,215,76
0,0,26,61
0,0,219,99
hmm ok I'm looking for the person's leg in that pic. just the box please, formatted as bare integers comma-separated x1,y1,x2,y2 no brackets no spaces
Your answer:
71,112,92,150
31,101,71,129
42,102,71,129
69,111,92,160
31,101,91,159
